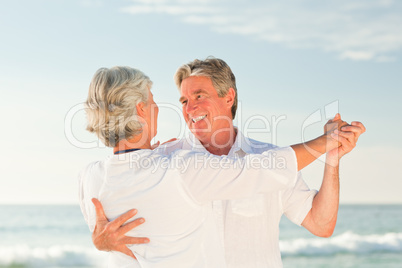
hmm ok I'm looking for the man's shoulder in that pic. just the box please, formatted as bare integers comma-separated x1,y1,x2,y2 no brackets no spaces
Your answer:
154,137,190,154
244,137,277,146
239,135,278,153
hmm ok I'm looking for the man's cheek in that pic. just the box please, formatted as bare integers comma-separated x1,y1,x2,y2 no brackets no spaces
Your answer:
184,118,191,128
181,112,189,123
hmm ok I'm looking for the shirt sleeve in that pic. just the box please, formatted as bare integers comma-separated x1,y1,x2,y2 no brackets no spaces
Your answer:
281,172,318,226
178,146,298,203
78,162,102,232
78,167,92,230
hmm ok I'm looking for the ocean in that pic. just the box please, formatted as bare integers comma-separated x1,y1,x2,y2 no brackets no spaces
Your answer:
0,204,401,268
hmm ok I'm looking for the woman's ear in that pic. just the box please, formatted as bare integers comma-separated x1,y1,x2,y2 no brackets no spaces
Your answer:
136,102,146,117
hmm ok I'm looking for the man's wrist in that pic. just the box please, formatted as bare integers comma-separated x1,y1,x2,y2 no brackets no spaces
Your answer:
325,154,340,167
304,135,327,154
324,132,340,152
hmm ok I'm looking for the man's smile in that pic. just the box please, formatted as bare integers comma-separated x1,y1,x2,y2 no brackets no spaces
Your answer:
191,115,207,123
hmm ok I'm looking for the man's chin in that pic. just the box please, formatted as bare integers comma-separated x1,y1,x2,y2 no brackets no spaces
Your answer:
189,128,211,141
190,127,209,135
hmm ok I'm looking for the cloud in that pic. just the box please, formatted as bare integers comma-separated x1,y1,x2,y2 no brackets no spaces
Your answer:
120,0,402,62
340,51,375,61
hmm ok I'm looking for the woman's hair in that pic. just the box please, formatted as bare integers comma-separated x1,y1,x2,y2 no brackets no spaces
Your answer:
85,66,152,147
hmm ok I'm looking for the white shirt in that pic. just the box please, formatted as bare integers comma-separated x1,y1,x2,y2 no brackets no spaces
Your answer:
79,147,298,267
157,131,318,268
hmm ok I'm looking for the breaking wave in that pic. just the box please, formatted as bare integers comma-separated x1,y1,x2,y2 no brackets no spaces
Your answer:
1,232,401,266
0,244,107,268
280,231,402,256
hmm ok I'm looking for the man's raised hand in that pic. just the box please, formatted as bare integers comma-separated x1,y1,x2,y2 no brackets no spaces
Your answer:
327,121,366,166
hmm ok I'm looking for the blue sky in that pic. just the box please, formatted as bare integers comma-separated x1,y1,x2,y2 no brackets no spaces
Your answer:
1,0,401,204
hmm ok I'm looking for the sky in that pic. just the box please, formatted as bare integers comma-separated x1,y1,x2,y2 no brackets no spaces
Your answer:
0,0,401,204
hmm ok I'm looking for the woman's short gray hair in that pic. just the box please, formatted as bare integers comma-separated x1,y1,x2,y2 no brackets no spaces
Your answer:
85,66,152,147
174,57,238,119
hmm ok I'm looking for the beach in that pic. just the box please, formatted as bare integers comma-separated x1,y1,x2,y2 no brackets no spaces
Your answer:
1,204,401,268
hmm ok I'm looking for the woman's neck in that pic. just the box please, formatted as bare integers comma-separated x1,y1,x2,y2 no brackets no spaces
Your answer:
113,134,152,154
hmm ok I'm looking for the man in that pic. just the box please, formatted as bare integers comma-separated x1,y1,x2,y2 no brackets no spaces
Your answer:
90,57,365,267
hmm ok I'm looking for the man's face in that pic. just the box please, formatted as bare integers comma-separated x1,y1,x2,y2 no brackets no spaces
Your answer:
179,76,233,145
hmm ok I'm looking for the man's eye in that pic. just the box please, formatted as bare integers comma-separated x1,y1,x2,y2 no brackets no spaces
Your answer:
181,101,187,105
197,95,203,99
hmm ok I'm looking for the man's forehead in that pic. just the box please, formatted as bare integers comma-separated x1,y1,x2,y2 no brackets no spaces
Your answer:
182,75,213,87
181,76,214,91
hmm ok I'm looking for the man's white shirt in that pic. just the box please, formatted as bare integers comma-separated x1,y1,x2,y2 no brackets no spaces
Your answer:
156,130,318,268
78,136,299,267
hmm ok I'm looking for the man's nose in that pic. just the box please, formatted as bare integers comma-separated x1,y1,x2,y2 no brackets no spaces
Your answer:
186,100,197,114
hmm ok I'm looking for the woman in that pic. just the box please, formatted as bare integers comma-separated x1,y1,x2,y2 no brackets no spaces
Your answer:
79,66,342,267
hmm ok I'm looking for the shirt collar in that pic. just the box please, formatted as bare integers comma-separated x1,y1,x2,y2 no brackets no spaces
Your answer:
183,131,209,153
184,127,254,156
228,127,254,156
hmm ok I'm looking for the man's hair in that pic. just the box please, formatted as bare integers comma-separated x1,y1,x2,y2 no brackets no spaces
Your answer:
85,66,152,147
174,57,238,119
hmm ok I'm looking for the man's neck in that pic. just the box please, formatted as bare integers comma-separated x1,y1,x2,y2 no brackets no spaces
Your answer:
200,127,237,156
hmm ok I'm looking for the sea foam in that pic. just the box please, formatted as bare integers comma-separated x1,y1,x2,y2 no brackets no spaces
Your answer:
280,231,402,256
1,233,401,266
0,244,107,267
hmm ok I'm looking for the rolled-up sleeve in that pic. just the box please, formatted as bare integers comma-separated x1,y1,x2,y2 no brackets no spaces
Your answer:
281,172,318,226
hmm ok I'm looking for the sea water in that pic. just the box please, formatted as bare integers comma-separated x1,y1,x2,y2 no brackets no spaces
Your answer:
280,205,402,268
0,205,401,267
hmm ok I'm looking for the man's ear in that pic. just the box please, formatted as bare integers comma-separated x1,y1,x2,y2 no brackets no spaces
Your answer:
225,88,236,108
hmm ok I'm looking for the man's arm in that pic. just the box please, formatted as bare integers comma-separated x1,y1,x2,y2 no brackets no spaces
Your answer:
90,117,362,255
291,113,347,171
301,121,366,237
